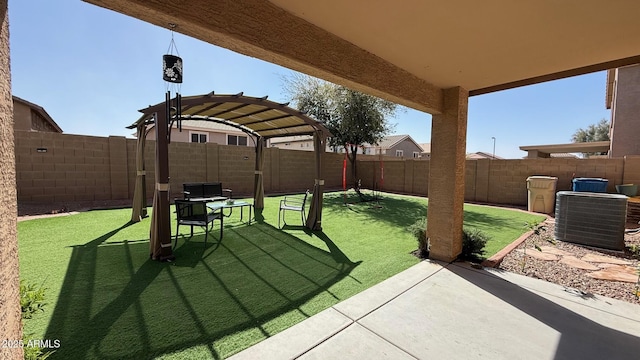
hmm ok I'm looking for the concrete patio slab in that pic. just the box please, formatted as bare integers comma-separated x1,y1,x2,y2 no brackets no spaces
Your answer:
359,263,561,359
298,323,415,360
227,307,352,360
333,260,444,320
230,261,640,359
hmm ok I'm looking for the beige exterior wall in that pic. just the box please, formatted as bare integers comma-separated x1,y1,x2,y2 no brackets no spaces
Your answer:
271,139,315,151
12,99,59,133
610,65,640,158
389,139,423,158
146,127,253,146
12,98,30,131
0,0,23,357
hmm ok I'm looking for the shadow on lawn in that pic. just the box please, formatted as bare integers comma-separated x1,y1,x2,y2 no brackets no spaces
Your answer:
322,192,518,229
44,219,358,360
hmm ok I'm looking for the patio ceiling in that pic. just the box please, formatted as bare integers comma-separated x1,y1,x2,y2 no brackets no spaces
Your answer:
85,0,640,115
130,92,331,139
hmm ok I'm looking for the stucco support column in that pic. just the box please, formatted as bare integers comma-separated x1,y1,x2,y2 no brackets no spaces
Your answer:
0,1,24,358
427,87,468,262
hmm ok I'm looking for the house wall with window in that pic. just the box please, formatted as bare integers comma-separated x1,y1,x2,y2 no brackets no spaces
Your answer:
269,135,315,151
145,122,253,147
380,136,423,158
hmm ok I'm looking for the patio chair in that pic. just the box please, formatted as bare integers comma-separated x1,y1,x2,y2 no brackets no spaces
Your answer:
278,190,310,228
174,199,223,248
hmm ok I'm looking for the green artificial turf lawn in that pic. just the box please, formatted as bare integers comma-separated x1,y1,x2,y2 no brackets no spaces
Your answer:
18,191,543,359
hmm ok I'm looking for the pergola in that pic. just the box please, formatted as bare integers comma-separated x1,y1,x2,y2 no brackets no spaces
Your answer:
128,93,331,260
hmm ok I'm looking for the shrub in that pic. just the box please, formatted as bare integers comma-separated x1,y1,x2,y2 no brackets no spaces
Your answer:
408,218,429,257
460,227,489,261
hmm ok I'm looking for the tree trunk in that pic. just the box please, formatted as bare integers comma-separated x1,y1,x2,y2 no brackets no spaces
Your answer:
348,144,358,189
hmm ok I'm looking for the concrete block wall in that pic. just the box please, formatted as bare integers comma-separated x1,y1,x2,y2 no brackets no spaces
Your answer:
481,158,618,205
277,146,315,193
15,131,113,203
357,157,628,207
13,130,639,208
622,156,640,185
217,144,255,195
320,151,349,190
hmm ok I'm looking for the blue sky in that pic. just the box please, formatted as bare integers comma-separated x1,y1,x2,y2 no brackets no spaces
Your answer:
9,0,611,159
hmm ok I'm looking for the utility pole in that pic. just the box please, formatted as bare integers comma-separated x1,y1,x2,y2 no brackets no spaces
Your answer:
491,137,496,159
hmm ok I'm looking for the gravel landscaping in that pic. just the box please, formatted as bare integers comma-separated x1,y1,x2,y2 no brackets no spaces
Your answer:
498,218,640,305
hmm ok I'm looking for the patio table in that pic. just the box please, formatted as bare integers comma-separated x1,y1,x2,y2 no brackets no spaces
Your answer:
207,200,254,224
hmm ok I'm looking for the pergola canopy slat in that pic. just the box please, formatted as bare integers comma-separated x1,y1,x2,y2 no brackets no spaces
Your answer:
130,93,330,139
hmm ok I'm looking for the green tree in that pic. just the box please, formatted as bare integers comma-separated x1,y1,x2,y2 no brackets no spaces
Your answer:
571,118,610,142
284,74,397,187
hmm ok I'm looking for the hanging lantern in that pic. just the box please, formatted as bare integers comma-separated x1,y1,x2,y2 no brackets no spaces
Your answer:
163,54,183,83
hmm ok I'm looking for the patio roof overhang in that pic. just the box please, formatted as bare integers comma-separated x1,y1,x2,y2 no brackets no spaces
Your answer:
128,92,331,139
520,141,611,158
85,0,640,115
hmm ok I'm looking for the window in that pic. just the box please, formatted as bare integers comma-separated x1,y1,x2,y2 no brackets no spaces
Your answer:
396,150,404,157
413,152,420,158
190,132,207,143
228,135,248,146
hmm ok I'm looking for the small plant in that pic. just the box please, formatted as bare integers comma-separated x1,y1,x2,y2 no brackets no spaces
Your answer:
460,227,489,261
627,244,640,259
20,280,47,319
520,220,554,272
408,218,429,258
20,280,55,359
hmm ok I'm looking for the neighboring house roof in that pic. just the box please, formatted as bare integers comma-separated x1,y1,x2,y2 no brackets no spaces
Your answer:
178,119,247,134
12,95,63,133
269,135,313,144
466,152,503,160
375,134,410,149
272,134,422,149
360,134,422,150
418,143,431,153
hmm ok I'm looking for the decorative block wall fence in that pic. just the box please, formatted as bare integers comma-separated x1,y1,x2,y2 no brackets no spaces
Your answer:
357,155,640,206
15,131,348,204
15,131,640,207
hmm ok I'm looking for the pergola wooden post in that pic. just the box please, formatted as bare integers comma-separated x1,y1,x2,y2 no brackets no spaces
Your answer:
149,94,174,261
305,131,326,231
253,136,265,209
130,122,148,222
